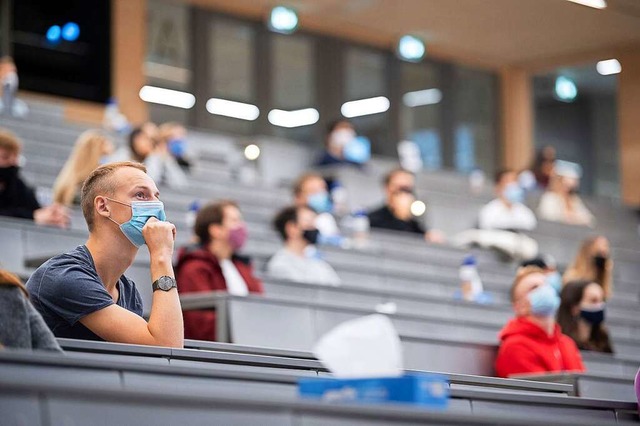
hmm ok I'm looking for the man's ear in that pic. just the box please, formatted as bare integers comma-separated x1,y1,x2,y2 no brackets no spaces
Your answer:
94,196,111,219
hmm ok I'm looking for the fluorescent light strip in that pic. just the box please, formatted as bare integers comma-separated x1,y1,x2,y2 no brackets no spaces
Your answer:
268,108,319,128
206,98,260,121
565,0,606,9
596,59,621,76
139,85,195,109
402,88,442,107
341,96,390,118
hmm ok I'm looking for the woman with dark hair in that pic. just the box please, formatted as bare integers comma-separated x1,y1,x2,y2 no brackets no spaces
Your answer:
564,235,613,299
557,280,613,353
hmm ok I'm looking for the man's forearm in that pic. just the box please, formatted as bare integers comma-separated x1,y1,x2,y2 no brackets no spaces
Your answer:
147,257,184,348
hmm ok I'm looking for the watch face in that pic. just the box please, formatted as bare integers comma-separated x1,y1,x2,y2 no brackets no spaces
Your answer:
157,277,176,291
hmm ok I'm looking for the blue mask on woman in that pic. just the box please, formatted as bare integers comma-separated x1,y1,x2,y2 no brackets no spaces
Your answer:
308,192,333,214
528,284,560,317
106,198,166,247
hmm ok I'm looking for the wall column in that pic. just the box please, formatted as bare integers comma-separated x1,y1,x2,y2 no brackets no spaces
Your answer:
499,67,534,171
617,47,640,207
112,0,148,124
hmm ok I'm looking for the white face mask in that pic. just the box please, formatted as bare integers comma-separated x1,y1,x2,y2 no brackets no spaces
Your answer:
330,128,356,149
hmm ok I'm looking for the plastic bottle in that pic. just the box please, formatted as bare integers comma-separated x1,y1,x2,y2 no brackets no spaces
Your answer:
459,255,483,302
185,200,200,229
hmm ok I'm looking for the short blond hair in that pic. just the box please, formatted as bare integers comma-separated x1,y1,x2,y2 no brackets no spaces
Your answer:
293,172,324,197
510,266,545,302
81,161,147,231
0,128,21,156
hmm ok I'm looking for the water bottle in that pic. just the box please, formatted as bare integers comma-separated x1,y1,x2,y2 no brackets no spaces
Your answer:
459,255,483,302
352,209,370,246
103,98,129,134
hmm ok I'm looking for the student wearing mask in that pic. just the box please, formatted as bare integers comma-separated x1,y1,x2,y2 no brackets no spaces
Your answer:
479,169,537,231
316,119,366,167
53,130,115,206
293,172,342,241
175,200,263,341
159,122,192,170
267,205,341,286
563,235,613,300
537,163,594,227
0,270,61,351
495,266,585,378
26,162,184,347
557,280,613,353
0,129,70,227
368,168,444,243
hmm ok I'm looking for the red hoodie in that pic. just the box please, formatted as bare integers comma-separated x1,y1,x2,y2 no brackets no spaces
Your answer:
175,245,264,341
495,317,585,378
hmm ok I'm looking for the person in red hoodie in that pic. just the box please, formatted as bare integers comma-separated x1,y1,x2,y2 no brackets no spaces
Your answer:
175,200,263,341
495,266,585,378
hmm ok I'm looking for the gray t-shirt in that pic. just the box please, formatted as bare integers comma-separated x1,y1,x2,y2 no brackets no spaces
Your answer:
26,245,143,341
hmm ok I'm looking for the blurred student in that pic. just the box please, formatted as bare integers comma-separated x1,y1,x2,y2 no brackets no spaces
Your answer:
53,130,114,206
0,56,19,117
537,163,594,227
26,162,183,347
115,126,187,189
316,119,369,167
0,270,61,351
532,146,556,189
159,122,192,170
0,129,69,227
293,172,342,241
479,170,536,231
557,280,613,353
175,200,263,341
495,266,585,378
368,168,444,243
268,205,341,286
563,235,613,300
452,169,539,259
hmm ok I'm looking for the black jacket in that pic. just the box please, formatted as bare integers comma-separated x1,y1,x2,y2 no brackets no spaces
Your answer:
0,167,41,220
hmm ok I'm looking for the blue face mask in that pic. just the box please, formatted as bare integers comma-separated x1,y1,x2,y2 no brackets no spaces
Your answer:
343,136,371,164
308,192,333,214
168,138,186,157
528,284,560,317
503,183,524,204
545,271,563,294
106,198,166,247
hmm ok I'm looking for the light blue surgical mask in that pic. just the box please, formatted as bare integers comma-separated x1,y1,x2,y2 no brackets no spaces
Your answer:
503,183,524,204
343,136,371,164
106,198,166,247
545,271,563,294
308,192,333,214
528,284,560,317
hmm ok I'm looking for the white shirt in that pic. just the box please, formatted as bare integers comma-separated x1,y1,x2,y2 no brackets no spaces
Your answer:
537,192,594,226
478,199,537,231
267,248,341,286
315,213,340,237
219,259,249,296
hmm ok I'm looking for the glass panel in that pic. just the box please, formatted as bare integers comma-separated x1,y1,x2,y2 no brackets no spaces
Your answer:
343,47,390,155
210,19,255,103
146,0,191,88
271,34,313,110
452,65,497,174
400,62,443,170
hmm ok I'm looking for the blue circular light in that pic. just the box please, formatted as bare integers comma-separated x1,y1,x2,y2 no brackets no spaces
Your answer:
46,25,62,43
62,22,80,42
555,76,578,102
398,35,426,62
268,6,298,34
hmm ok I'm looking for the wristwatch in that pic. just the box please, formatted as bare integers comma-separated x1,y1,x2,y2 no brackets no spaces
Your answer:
152,276,177,292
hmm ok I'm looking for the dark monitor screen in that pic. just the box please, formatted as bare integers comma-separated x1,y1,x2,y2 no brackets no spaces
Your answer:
11,0,111,103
